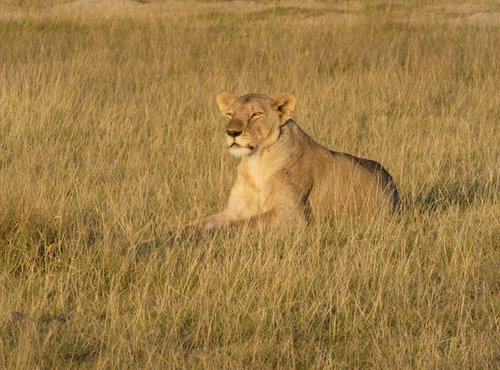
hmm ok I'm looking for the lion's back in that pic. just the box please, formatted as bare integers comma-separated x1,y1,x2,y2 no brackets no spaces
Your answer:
302,144,400,218
337,152,400,212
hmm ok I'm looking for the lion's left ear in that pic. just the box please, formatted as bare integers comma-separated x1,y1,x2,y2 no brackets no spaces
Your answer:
272,92,296,121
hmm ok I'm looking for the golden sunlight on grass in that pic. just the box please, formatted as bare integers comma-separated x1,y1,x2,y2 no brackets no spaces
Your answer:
0,1,498,368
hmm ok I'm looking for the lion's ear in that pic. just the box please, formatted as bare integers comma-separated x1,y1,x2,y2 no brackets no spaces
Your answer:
272,92,296,120
216,91,237,113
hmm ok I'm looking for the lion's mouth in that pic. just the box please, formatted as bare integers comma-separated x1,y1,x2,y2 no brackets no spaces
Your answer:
229,142,254,151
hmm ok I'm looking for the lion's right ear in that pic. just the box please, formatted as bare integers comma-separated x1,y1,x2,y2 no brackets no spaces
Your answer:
272,92,296,121
216,91,237,113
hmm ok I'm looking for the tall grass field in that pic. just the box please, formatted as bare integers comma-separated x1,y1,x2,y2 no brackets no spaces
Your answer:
0,1,498,368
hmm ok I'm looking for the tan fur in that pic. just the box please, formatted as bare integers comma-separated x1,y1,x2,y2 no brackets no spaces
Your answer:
181,92,399,233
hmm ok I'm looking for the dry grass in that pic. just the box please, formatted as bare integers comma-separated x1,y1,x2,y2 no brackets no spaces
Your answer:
0,1,499,368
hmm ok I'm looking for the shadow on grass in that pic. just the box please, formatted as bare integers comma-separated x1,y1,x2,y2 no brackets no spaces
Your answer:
412,178,497,213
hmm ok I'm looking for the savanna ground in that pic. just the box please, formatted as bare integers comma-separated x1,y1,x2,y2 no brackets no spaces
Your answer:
0,0,499,368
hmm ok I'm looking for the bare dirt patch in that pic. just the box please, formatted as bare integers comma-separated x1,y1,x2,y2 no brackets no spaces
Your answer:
53,0,142,13
466,12,500,25
50,0,273,17
1,0,499,26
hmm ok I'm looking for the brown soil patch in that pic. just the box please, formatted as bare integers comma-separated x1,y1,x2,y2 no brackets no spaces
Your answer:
466,12,500,25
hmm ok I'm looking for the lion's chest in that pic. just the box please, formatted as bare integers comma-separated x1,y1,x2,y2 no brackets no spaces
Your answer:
238,158,270,211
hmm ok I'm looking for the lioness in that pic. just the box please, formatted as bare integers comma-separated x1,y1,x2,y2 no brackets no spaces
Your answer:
182,92,399,232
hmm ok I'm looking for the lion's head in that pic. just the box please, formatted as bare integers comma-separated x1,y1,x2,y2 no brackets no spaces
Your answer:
216,91,296,157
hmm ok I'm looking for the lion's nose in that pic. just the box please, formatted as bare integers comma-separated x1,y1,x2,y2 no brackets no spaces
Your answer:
226,130,242,138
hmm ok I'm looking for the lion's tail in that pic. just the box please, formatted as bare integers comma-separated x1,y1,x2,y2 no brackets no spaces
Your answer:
377,165,400,213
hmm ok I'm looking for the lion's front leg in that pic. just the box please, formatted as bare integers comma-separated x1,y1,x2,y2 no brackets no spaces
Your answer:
180,209,290,235
227,205,306,231
179,174,261,235
178,212,233,235
179,204,304,235
226,209,278,230
224,178,309,231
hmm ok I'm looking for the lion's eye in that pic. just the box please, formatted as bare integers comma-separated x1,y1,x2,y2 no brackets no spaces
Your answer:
226,112,233,118
252,112,263,119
